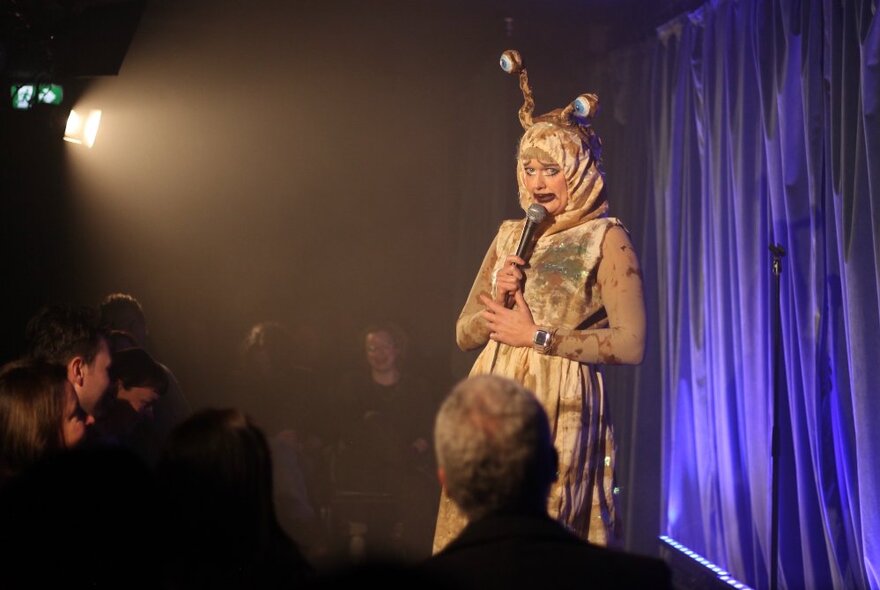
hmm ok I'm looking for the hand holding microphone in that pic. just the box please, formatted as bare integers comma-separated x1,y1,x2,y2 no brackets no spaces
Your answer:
499,204,547,308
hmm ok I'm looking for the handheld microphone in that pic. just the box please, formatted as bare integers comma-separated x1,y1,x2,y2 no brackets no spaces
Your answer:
504,204,547,308
514,204,548,259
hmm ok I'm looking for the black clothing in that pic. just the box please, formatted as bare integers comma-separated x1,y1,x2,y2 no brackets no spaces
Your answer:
423,512,673,590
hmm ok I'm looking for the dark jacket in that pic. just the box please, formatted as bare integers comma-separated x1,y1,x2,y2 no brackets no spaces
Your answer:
422,512,673,590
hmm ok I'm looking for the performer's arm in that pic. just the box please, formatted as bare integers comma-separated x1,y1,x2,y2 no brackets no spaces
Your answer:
455,233,501,351
553,225,646,364
479,225,646,365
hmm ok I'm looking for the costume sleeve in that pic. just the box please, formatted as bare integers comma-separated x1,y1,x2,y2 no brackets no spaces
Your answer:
551,225,646,365
455,231,502,351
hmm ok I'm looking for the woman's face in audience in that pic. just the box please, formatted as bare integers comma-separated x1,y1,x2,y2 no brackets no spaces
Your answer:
365,331,398,372
62,382,92,448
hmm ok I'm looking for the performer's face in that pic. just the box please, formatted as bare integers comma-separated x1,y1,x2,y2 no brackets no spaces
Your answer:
522,159,569,216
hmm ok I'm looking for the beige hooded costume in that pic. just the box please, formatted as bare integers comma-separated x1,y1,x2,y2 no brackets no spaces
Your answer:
433,51,646,552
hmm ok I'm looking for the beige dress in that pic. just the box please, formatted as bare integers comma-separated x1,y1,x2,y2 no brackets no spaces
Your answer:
433,215,641,553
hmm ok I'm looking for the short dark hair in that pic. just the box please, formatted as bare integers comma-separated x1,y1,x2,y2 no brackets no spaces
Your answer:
99,293,145,331
25,304,105,366
106,330,140,353
110,348,168,396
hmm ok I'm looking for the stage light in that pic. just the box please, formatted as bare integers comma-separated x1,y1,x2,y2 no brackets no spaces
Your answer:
64,108,102,148
10,84,65,109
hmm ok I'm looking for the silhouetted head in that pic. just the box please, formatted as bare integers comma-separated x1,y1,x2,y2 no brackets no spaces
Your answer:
99,293,148,346
157,408,279,550
156,408,311,586
434,375,558,521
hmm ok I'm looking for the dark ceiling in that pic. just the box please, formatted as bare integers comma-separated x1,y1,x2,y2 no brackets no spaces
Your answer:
1,0,146,78
1,0,704,80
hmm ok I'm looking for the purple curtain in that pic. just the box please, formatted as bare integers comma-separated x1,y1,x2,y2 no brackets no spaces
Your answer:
612,0,879,588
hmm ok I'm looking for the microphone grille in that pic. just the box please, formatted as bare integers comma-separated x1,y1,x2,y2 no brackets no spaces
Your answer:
526,204,548,223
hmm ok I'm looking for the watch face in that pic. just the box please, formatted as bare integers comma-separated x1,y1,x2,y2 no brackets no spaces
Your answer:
535,330,550,346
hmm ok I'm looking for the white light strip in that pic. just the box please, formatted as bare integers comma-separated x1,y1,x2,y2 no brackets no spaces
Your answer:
658,535,754,590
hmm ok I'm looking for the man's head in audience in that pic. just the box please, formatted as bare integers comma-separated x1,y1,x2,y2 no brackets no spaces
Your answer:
25,304,112,417
434,375,558,521
110,347,168,420
99,293,147,347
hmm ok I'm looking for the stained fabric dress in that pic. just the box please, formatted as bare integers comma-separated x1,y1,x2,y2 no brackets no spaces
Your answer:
433,215,625,553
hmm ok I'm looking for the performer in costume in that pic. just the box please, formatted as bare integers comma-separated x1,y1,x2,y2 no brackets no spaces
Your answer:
433,50,646,553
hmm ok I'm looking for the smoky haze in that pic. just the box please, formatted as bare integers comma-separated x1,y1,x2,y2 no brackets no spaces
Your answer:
61,0,533,404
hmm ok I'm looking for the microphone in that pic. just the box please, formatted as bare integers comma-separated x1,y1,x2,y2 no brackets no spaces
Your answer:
504,204,547,308
514,204,548,259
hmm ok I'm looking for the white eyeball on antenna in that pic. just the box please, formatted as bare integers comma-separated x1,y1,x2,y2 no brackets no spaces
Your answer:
564,93,600,123
499,50,523,74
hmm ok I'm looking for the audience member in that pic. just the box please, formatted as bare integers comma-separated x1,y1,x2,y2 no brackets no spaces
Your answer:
235,321,324,438
156,408,314,588
106,328,139,352
333,323,439,560
92,347,169,449
0,360,92,485
234,320,330,556
25,303,111,418
422,375,673,589
99,292,190,464
112,346,168,415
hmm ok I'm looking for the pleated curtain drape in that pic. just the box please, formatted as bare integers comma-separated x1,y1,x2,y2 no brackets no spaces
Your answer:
609,0,879,587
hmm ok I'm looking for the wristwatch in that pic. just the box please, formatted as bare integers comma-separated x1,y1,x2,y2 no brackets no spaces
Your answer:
533,328,553,354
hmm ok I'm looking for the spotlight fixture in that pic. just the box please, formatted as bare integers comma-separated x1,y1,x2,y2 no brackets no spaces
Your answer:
63,108,102,148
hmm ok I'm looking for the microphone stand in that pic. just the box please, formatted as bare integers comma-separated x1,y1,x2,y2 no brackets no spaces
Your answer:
769,243,785,590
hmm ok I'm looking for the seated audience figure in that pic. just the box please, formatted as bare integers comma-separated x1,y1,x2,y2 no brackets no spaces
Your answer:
92,347,169,450
156,408,314,588
25,303,112,419
0,360,92,486
234,321,330,556
99,292,190,464
423,375,673,590
334,323,439,560
235,321,325,444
